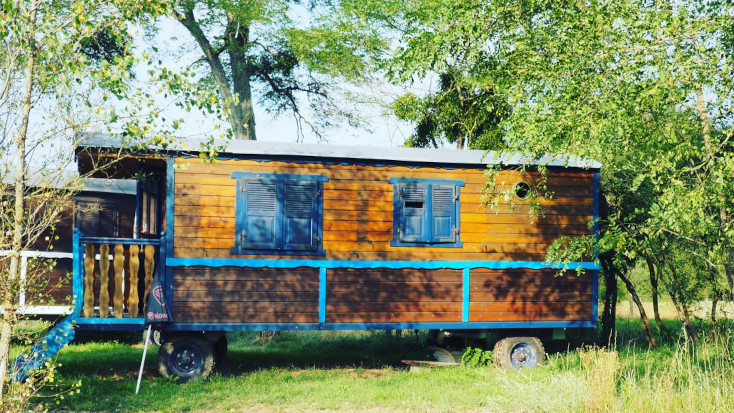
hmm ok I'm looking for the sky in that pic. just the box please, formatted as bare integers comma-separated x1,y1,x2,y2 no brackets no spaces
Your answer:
139,15,424,149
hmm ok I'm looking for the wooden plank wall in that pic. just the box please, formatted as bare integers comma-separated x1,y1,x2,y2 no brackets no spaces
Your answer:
172,267,320,323
326,268,462,323
169,267,592,324
469,269,593,322
173,158,594,261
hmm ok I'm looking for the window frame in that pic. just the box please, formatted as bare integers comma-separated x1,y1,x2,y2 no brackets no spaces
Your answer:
231,172,328,256
388,177,464,248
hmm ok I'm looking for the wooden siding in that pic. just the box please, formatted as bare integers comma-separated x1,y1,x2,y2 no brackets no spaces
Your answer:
172,158,595,261
469,269,593,322
326,268,463,323
172,267,320,323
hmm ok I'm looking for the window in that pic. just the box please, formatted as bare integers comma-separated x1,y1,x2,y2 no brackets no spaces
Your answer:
389,178,464,247
75,200,120,238
231,172,328,255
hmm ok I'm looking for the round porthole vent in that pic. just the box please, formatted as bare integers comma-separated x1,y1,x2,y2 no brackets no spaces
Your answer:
513,181,532,200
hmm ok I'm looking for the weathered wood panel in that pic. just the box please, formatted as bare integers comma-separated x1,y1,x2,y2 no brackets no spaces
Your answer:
469,268,593,322
25,258,73,306
173,157,595,262
172,267,319,324
326,268,462,323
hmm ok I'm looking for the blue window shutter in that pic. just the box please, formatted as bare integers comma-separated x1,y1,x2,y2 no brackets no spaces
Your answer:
430,185,457,243
282,181,319,250
243,181,278,250
399,183,429,242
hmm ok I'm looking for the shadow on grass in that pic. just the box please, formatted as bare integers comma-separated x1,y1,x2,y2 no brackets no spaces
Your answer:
218,331,434,375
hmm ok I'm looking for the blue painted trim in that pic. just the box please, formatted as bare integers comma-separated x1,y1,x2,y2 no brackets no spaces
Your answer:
159,231,171,312
230,248,327,256
166,258,600,270
161,320,596,332
389,240,464,248
134,179,141,239
72,319,597,332
592,172,600,261
72,228,81,319
166,157,175,258
462,268,470,322
74,318,145,326
79,236,161,245
592,269,599,323
319,268,326,324
388,177,465,187
231,171,329,182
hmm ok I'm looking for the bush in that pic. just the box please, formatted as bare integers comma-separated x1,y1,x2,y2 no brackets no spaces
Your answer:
461,347,493,368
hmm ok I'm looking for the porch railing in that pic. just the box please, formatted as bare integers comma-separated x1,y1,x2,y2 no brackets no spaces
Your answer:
73,229,165,319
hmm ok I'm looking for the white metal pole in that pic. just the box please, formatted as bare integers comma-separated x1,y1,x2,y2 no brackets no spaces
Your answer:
136,325,152,394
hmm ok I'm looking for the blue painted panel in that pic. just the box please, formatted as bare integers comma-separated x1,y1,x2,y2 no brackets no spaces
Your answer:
388,177,465,187
167,258,600,271
462,268,470,322
319,268,326,324
400,183,429,242
166,157,175,257
161,320,597,332
74,318,145,326
72,228,82,319
231,172,329,182
73,319,596,333
593,172,600,260
431,185,457,242
283,181,319,251
78,237,161,245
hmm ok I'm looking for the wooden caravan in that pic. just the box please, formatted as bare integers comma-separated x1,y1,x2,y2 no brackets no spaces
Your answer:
73,136,600,377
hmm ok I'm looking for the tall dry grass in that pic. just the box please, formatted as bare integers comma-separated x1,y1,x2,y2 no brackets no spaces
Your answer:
574,334,734,412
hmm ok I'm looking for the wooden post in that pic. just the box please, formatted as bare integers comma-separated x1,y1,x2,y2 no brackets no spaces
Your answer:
128,245,140,318
83,244,96,318
98,244,110,318
143,244,155,313
113,244,124,318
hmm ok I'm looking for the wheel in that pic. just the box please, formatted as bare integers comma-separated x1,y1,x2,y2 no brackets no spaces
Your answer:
213,334,228,365
157,335,214,382
493,336,545,369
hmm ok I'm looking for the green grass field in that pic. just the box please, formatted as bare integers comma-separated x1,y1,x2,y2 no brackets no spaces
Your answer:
9,318,734,412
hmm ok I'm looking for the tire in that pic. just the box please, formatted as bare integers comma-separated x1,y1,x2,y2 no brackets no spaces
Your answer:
158,335,214,382
493,336,545,369
213,334,228,365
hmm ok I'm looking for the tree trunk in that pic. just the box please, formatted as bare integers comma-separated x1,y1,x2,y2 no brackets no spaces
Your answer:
225,13,256,141
617,270,657,348
644,254,669,338
664,260,700,345
0,320,12,401
175,5,256,141
711,292,719,323
0,1,36,401
599,256,617,347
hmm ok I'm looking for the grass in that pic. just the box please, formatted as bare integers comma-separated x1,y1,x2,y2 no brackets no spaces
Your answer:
8,318,734,412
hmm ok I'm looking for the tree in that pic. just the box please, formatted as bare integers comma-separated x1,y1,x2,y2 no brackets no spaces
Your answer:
168,0,375,141
0,0,180,406
394,68,509,150
331,0,733,345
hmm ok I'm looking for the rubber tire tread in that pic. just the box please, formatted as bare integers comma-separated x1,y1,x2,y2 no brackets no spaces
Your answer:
158,335,214,382
493,336,545,369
